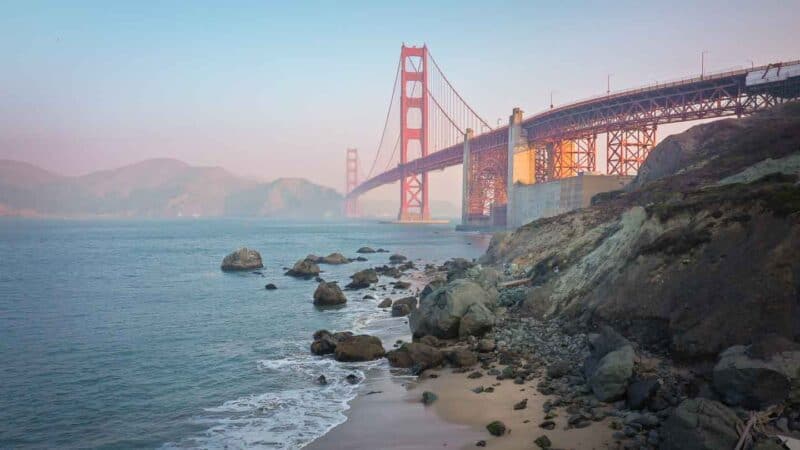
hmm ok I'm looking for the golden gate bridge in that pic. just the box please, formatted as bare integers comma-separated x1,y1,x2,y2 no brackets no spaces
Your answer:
344,44,800,228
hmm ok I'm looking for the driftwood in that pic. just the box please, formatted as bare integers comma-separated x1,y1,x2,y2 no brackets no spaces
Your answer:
499,278,531,289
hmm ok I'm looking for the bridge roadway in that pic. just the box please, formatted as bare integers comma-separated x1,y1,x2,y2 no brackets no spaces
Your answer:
348,61,800,199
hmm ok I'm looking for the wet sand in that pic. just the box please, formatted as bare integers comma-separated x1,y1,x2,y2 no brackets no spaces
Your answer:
307,367,615,450
305,368,484,449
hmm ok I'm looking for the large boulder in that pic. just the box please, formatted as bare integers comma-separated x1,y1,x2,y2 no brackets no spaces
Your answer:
660,399,741,450
391,297,417,317
420,278,446,300
346,269,378,289
285,258,320,278
333,335,386,362
385,342,444,371
442,258,475,281
389,254,407,263
313,281,347,306
445,347,478,368
588,345,634,402
458,302,495,338
409,279,495,339
356,247,376,254
220,248,263,271
712,339,800,409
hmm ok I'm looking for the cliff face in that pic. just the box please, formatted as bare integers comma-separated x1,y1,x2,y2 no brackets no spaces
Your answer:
482,102,800,360
0,158,343,218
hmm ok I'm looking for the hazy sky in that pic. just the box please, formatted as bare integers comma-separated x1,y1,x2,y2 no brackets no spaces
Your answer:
1,1,799,205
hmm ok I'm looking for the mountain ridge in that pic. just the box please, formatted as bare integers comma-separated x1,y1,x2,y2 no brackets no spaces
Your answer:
0,158,343,218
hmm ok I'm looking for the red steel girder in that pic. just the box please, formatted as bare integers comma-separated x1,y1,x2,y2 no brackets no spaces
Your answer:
607,125,657,176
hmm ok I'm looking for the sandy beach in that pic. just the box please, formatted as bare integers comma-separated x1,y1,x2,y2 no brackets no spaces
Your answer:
308,365,616,449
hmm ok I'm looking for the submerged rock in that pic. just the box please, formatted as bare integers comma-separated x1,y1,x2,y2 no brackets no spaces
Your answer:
264,283,278,290
313,281,347,306
318,252,350,265
285,258,320,279
377,298,392,308
220,247,263,271
389,254,407,263
346,269,379,289
356,247,376,254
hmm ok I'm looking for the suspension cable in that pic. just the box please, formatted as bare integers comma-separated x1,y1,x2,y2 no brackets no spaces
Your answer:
366,57,402,179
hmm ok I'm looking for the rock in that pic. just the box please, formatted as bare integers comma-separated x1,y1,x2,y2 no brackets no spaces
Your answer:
421,391,438,405
443,258,475,281
486,420,506,436
385,343,444,371
310,330,353,355
712,343,800,409
627,378,661,410
588,345,635,402
333,335,386,362
546,360,572,379
377,248,389,253
420,335,442,347
220,247,263,271
468,371,483,379
513,399,528,410
356,247,376,254
378,298,392,308
313,282,347,306
319,252,349,264
539,420,556,430
389,254,407,263
391,296,417,317
264,283,277,290
393,280,411,290
409,279,495,339
355,256,368,262
346,269,378,289
316,375,328,385
363,294,375,300
420,278,447,299
285,258,320,278
445,348,478,368
346,373,360,384
534,435,551,448
660,399,741,450
476,440,486,447
477,338,496,352
458,302,495,338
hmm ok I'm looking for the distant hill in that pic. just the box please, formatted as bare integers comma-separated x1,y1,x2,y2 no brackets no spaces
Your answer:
0,159,343,218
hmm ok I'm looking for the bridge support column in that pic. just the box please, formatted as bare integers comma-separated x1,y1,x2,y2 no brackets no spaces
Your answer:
553,135,597,178
607,125,657,175
533,143,549,183
344,148,359,217
506,108,523,228
461,128,474,226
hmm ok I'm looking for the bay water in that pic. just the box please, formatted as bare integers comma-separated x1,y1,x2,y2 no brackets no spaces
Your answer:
0,218,489,449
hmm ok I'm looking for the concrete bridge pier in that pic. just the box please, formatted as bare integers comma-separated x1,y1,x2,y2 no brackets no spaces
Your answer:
461,128,474,226
505,107,524,228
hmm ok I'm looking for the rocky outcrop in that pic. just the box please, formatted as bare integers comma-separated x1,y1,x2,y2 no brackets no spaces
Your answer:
310,330,353,355
409,279,495,339
220,248,263,271
481,103,800,360
660,399,741,450
420,278,446,300
385,342,444,371
285,258,320,278
712,337,800,409
346,269,378,289
333,335,386,362
389,254,407,263
313,281,347,306
391,297,417,317
356,247,376,254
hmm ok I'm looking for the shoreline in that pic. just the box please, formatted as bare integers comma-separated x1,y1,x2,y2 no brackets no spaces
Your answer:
307,262,616,450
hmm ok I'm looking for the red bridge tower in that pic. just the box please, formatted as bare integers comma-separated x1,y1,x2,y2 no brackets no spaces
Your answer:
398,45,430,221
344,148,359,217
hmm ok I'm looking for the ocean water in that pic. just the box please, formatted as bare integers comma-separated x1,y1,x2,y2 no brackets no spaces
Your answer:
0,218,489,449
